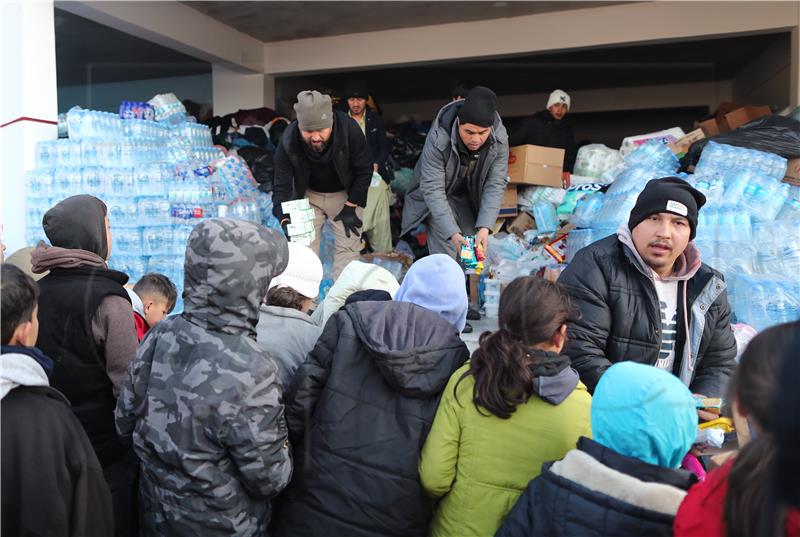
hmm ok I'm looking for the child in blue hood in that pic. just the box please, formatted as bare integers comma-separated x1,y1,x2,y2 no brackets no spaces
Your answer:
497,362,698,537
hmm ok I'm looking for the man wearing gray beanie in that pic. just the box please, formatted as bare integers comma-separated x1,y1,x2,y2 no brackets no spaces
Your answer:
401,86,509,262
273,90,373,280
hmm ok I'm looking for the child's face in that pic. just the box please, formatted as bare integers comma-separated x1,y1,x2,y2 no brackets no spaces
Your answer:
143,298,170,327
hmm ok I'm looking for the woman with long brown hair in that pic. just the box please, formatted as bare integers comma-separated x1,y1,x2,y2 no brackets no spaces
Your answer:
419,276,592,537
674,321,800,537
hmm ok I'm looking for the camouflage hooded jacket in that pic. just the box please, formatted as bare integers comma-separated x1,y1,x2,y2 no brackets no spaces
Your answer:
116,219,291,537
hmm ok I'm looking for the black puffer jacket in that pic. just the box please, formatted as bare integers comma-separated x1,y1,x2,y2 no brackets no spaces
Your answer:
272,109,373,217
273,301,470,537
509,110,576,172
495,437,697,537
557,234,736,396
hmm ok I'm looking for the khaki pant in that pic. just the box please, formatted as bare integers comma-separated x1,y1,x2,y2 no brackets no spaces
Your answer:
362,177,392,253
306,189,364,281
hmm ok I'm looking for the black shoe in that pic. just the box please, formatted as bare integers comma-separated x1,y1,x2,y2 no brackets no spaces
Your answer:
467,306,480,321
462,322,474,334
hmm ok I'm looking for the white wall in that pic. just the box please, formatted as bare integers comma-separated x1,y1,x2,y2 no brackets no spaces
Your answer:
58,73,212,113
212,65,274,116
1,0,58,254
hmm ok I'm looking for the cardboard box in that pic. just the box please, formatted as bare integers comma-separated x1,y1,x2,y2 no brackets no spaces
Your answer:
507,145,565,187
498,184,518,218
507,211,535,237
783,158,800,186
669,128,706,157
724,105,771,131
696,118,720,138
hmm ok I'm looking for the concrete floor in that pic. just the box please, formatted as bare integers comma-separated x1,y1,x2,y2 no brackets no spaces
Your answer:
460,314,499,355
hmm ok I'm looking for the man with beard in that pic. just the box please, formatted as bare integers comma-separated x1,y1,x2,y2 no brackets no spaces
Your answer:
558,177,736,400
273,90,372,280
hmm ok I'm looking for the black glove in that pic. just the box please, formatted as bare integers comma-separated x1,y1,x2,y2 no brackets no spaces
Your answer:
334,204,362,238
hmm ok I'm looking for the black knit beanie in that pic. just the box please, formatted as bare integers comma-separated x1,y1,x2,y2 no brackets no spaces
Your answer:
457,86,497,128
628,177,707,240
345,80,370,100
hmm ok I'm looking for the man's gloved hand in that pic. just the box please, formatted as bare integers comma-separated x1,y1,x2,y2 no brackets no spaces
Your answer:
334,204,362,238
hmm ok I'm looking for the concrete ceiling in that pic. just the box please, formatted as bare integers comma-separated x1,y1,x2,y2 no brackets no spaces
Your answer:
182,1,623,43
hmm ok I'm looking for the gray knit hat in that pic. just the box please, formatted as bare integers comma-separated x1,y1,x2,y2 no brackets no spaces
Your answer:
294,90,333,131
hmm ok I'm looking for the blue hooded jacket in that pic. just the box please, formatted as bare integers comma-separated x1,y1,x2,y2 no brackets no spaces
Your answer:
395,254,468,332
591,362,696,469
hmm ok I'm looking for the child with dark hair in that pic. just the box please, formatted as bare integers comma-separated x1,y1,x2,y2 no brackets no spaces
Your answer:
128,272,178,341
256,243,323,389
1,264,113,536
419,276,592,537
674,321,800,537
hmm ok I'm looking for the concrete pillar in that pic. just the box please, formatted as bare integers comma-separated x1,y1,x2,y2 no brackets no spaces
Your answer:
791,26,799,108
1,0,58,254
213,64,274,116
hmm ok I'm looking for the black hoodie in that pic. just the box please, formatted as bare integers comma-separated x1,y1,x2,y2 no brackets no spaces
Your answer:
274,301,470,537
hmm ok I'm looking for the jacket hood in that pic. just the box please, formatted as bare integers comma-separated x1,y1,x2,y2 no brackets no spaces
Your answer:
182,219,289,338
431,99,508,149
0,352,50,400
311,260,399,326
43,195,109,259
127,288,146,317
617,223,701,282
550,447,689,516
347,301,469,398
591,362,697,469
395,254,468,332
259,304,316,325
528,350,581,405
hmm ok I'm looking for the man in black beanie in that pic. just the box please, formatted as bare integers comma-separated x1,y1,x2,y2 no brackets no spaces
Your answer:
401,86,508,260
558,177,737,401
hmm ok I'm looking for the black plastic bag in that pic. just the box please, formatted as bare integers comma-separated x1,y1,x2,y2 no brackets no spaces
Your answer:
237,146,275,192
680,115,800,172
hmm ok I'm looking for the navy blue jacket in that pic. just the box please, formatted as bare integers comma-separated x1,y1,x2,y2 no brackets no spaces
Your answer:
495,437,697,537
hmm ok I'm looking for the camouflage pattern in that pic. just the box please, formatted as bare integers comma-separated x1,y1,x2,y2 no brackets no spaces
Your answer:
116,219,291,536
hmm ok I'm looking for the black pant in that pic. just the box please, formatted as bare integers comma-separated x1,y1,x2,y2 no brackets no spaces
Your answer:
103,448,140,537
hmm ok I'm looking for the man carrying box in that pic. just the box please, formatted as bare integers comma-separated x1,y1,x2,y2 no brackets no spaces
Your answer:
273,90,373,280
510,89,577,173
401,86,509,259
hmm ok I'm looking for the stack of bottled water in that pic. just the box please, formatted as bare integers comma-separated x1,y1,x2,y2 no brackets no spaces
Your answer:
564,136,799,330
26,106,232,313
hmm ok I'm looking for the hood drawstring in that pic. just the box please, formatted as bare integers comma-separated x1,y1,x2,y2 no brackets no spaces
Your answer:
683,281,693,375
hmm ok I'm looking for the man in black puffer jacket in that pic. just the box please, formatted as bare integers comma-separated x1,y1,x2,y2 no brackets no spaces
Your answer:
558,177,736,398
273,254,470,537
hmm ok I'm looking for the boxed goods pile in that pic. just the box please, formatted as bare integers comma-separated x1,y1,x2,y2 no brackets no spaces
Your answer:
26,103,278,311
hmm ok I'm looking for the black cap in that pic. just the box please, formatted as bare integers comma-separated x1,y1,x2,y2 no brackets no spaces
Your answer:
457,86,497,128
628,177,707,240
345,80,370,100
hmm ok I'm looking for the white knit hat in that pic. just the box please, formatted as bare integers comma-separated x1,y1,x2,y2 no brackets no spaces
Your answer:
547,89,571,110
269,243,323,299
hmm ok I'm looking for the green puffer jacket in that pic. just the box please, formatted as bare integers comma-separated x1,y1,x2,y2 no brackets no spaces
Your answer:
419,359,592,537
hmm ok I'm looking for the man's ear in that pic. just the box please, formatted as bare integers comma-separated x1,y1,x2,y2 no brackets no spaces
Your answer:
8,321,32,347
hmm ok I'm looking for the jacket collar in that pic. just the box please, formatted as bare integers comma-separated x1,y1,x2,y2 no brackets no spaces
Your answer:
550,444,691,516
616,223,702,283
0,351,51,400
577,437,697,490
127,288,146,317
